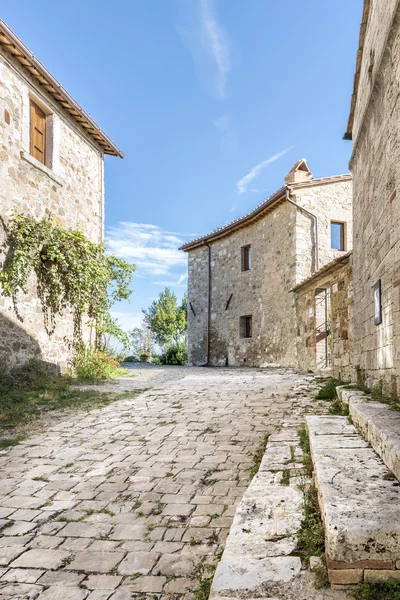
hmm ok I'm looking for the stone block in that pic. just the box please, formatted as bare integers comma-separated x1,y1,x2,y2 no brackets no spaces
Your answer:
117,552,159,575
11,549,70,570
364,570,400,582
68,552,125,574
328,569,363,584
211,556,301,592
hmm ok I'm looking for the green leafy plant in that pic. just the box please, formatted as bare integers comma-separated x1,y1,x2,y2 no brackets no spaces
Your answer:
0,214,135,350
72,349,127,381
354,579,400,600
159,342,188,365
315,378,345,400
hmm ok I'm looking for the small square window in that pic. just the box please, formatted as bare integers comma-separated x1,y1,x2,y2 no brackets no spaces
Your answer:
240,315,252,338
241,245,252,271
331,221,345,251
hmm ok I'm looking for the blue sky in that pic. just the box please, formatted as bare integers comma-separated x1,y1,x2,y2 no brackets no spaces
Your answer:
2,0,362,334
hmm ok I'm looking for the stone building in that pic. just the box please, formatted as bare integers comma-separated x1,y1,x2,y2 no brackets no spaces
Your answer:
181,160,352,367
344,1,400,391
0,20,123,368
293,252,353,380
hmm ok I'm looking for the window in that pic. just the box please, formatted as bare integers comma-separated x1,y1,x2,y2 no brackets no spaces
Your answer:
30,101,47,165
240,315,252,338
241,245,252,271
331,221,345,251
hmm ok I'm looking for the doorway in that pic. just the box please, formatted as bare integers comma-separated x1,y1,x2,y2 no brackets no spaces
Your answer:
315,288,331,370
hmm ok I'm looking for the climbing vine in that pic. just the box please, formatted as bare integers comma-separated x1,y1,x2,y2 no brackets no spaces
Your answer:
0,214,135,349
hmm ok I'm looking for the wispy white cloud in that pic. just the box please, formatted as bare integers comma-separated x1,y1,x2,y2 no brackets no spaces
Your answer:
236,147,294,195
106,222,191,278
213,113,238,152
152,273,188,289
176,0,232,100
199,0,231,99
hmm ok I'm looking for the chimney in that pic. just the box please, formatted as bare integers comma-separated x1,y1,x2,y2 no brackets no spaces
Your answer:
284,159,313,185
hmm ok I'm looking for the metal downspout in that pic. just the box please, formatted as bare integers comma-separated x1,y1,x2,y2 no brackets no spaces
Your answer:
205,242,212,365
285,188,319,271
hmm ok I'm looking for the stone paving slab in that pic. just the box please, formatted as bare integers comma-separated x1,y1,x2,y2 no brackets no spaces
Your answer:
0,367,339,599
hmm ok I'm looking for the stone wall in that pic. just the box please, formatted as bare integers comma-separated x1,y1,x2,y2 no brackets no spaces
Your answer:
350,4,400,392
293,180,353,281
186,178,353,367
0,52,104,369
295,260,353,380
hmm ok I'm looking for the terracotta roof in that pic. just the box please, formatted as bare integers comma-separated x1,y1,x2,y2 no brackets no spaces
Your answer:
344,0,371,140
0,20,123,157
180,172,352,252
291,251,352,292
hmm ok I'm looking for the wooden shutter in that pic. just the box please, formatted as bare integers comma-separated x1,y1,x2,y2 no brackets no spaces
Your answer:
30,101,46,164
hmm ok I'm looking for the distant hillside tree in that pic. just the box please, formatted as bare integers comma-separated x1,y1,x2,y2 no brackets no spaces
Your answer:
143,288,187,352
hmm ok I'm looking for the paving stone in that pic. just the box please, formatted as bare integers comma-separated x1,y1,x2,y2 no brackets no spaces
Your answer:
0,568,44,583
87,592,112,600
68,552,125,573
38,584,89,599
0,582,42,598
117,551,160,575
154,553,195,576
38,570,86,586
110,524,147,540
62,522,112,538
125,574,166,592
85,574,122,589
11,548,71,570
0,546,25,566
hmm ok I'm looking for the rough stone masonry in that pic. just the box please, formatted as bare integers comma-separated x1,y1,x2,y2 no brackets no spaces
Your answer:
0,21,122,370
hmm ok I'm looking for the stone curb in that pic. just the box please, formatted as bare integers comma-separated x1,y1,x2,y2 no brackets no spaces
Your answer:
209,429,303,599
337,386,400,479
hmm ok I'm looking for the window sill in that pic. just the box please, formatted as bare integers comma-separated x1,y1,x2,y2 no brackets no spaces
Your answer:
20,151,63,186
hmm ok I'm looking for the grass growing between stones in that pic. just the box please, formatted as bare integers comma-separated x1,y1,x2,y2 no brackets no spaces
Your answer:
354,579,400,600
249,433,270,479
0,358,147,444
328,398,350,416
296,423,328,588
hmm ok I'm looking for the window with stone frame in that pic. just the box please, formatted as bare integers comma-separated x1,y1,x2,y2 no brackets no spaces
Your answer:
241,245,252,271
330,221,346,251
240,315,252,338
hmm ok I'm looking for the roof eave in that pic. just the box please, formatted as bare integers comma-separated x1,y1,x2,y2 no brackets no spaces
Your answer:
291,251,352,292
344,0,371,139
179,186,287,251
0,20,124,158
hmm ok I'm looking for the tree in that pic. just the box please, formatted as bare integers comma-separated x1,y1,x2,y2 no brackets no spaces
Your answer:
143,288,187,349
130,323,154,358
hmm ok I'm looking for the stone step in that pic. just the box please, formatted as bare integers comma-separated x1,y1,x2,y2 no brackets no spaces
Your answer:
307,415,400,587
337,386,400,480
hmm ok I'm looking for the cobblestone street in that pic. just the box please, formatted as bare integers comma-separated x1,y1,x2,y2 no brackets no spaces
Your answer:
0,367,333,599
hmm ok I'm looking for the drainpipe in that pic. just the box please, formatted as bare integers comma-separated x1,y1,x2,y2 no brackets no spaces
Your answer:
285,188,319,272
205,242,212,365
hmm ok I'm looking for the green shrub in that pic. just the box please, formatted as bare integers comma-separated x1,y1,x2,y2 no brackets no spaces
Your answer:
315,378,344,400
354,579,400,600
73,349,126,381
159,343,188,366
123,355,136,362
